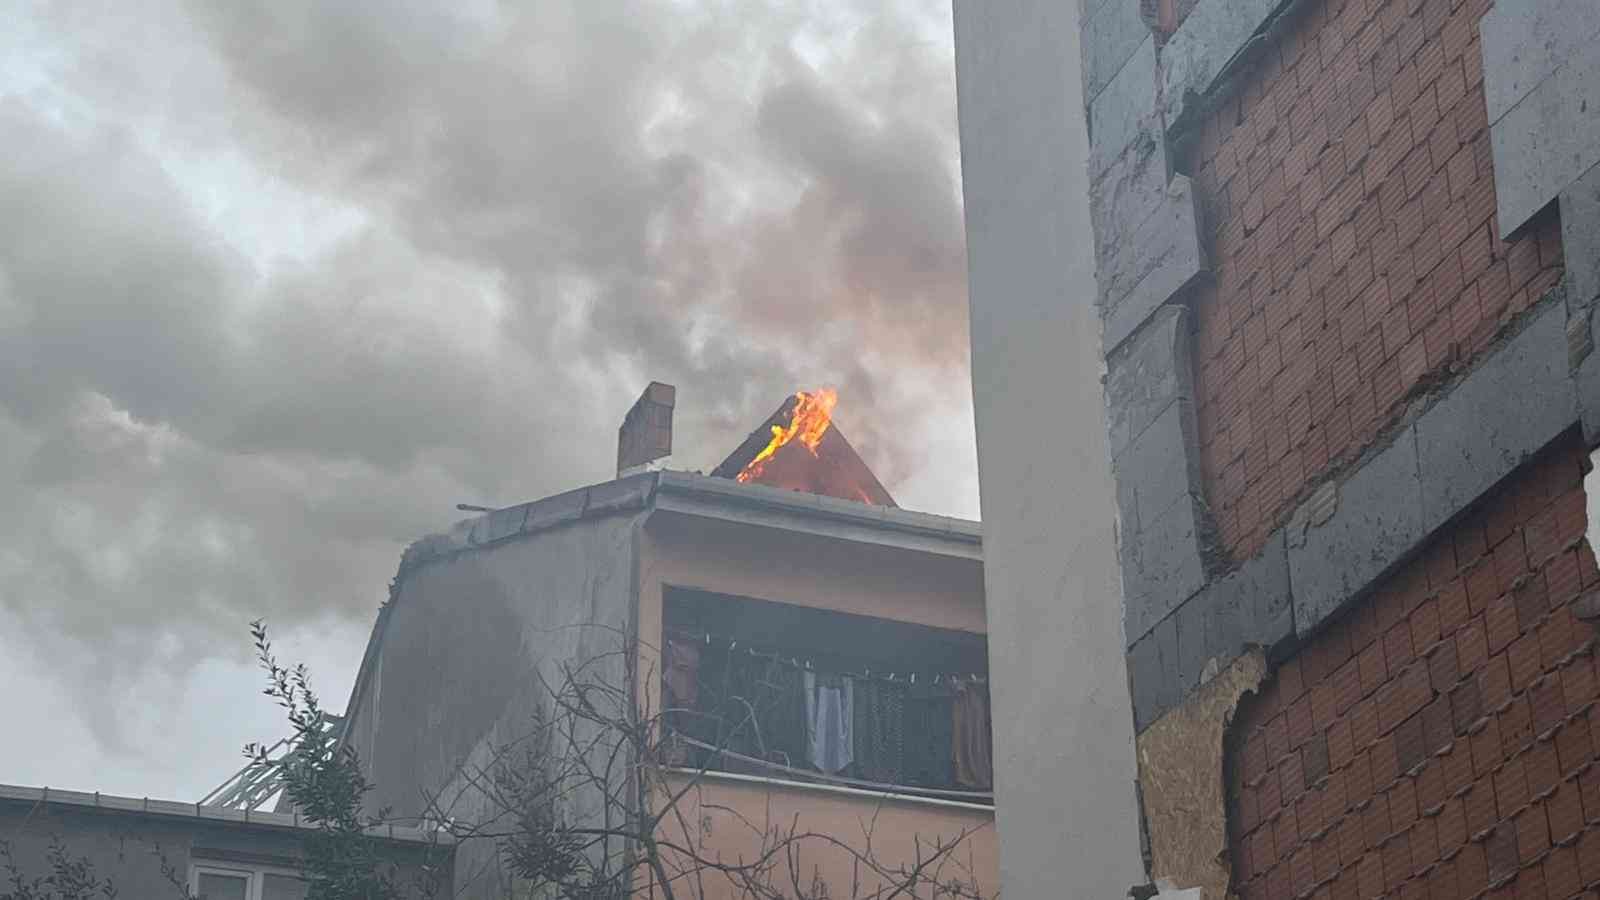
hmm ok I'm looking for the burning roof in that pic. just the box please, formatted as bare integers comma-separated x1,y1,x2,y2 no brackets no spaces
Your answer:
711,390,897,507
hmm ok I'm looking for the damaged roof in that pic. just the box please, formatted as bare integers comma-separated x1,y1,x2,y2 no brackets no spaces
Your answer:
709,393,898,508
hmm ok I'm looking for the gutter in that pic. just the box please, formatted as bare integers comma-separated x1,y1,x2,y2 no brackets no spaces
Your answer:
0,784,451,846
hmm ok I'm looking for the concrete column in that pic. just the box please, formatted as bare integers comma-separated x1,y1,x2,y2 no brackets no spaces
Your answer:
953,4,1147,899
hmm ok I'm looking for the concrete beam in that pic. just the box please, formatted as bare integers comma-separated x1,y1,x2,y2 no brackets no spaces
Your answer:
1091,131,1207,353
1129,613,1181,733
1415,298,1576,532
1481,0,1600,124
1485,33,1600,237
1083,0,1154,107
1116,398,1209,641
1089,37,1159,180
1288,430,1424,637
1563,164,1600,444
1562,162,1600,312
1291,297,1571,638
1106,306,1194,459
1129,533,1290,726
1100,175,1207,353
1157,0,1281,130
1190,531,1293,670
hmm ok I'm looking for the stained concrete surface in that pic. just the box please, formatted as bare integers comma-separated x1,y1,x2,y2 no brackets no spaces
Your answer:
1486,31,1600,237
353,510,645,899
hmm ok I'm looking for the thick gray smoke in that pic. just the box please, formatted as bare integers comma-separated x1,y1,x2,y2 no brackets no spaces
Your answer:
0,0,975,777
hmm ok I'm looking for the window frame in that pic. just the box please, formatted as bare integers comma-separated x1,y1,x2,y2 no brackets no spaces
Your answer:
660,585,994,801
188,862,305,900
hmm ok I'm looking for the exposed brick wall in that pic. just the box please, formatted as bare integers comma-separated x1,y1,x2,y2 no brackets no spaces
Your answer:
1226,431,1600,900
1183,0,1567,561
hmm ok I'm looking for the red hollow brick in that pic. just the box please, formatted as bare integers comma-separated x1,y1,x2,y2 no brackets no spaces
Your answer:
1453,679,1485,733
1349,750,1377,810
1459,619,1492,675
1465,779,1500,839
1517,802,1552,864
1526,739,1564,802
1412,814,1440,875
1554,712,1593,777
1570,661,1599,720
1502,697,1536,757
1544,845,1581,900
1381,663,1437,734
1496,757,1531,817
1425,695,1458,754
1439,795,1468,856
1441,742,1478,800
1582,766,1600,825
1510,633,1547,694
1576,827,1600,886
1487,821,1521,883
1513,865,1546,900
1419,756,1447,815
1539,607,1587,670
1488,593,1525,656
1472,717,1505,777
1459,840,1490,897
1432,639,1463,692
1548,778,1585,846
1385,830,1413,892
1532,674,1569,740
1394,777,1423,832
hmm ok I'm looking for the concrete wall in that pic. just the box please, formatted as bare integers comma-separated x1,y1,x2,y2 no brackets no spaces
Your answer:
952,4,1149,900
0,799,444,899
0,801,217,899
352,506,647,899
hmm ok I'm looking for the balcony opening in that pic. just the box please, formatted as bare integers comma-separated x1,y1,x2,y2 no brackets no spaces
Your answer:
660,586,992,803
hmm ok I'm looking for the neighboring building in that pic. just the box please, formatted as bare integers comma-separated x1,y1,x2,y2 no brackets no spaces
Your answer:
0,783,447,899
956,1,1600,899
334,386,998,898
1,386,993,900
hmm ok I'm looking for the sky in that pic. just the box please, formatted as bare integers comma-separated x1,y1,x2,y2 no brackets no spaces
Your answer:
0,0,977,800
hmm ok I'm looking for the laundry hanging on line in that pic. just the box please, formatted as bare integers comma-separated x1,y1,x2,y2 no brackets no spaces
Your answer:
663,633,992,791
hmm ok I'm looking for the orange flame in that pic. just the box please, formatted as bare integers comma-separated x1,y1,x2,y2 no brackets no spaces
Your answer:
736,389,839,484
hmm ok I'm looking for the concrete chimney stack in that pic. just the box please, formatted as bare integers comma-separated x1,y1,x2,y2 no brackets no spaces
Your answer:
617,382,675,478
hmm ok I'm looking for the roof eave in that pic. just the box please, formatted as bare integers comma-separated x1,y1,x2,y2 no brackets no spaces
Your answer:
651,471,981,561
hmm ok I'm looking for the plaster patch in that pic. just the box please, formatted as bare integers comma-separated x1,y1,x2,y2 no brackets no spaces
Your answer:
1136,650,1268,900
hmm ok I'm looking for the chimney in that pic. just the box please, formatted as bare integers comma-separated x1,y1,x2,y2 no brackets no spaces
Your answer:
617,382,675,478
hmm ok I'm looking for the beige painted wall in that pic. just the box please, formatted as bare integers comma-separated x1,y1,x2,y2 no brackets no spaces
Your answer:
637,510,995,897
650,773,998,899
636,509,986,714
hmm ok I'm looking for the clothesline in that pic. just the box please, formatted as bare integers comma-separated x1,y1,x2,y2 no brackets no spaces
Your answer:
665,628,988,686
669,734,996,801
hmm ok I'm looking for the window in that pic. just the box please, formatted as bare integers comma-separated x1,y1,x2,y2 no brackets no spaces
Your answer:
661,587,993,800
190,864,306,900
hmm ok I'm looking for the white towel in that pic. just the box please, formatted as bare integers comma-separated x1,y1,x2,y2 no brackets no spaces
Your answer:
804,671,854,774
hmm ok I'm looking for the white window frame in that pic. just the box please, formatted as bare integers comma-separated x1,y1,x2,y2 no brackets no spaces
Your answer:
188,862,305,900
